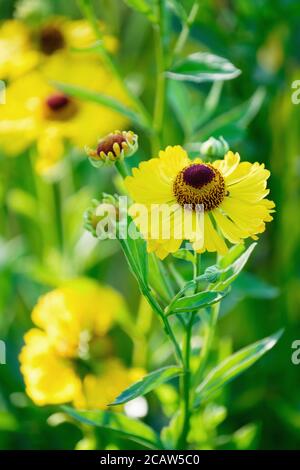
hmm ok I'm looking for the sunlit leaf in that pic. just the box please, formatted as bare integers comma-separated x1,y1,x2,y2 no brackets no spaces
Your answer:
167,53,241,83
62,406,162,449
190,88,265,142
110,366,182,405
118,213,148,289
194,330,283,405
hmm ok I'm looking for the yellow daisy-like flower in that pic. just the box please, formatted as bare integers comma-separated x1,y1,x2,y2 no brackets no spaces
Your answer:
0,52,129,174
0,20,40,80
0,18,116,80
125,146,275,259
19,279,144,408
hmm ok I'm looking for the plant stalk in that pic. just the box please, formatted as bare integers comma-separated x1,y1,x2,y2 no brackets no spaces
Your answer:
176,312,194,449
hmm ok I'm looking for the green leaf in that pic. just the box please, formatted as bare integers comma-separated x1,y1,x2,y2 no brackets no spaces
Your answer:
53,81,146,129
124,0,157,22
190,87,265,142
62,406,162,449
169,289,229,314
167,53,241,83
110,366,182,405
167,0,188,23
167,80,205,138
172,248,195,263
6,189,38,221
214,243,256,290
195,330,283,405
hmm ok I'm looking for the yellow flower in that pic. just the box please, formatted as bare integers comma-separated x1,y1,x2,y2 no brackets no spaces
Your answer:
19,279,144,408
0,53,129,174
0,20,40,80
0,18,116,79
125,146,275,259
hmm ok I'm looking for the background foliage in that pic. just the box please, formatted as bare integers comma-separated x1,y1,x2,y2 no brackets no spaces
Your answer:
0,0,299,450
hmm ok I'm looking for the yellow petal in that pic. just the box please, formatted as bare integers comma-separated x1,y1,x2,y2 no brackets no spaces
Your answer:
19,329,81,406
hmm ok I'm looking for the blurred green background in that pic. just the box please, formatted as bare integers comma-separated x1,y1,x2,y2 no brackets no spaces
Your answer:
0,0,300,450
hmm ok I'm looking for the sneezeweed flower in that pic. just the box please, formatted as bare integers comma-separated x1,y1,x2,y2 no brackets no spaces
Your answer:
200,136,229,159
14,0,52,26
0,54,129,175
125,145,275,259
19,279,144,408
86,130,138,168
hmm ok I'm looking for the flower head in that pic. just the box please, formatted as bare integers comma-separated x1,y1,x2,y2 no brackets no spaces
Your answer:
125,145,275,259
19,279,144,408
86,130,138,168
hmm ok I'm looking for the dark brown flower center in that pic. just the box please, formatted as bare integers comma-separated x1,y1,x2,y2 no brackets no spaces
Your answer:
173,163,226,211
39,25,65,55
44,93,78,121
97,134,126,156
46,93,70,111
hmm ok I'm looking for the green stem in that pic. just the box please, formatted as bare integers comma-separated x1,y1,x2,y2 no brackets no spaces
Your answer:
176,312,194,449
173,1,200,58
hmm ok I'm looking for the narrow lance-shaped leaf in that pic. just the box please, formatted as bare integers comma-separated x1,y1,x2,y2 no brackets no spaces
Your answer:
110,366,182,406
124,0,158,22
62,406,163,449
167,53,241,83
118,213,148,289
194,329,283,406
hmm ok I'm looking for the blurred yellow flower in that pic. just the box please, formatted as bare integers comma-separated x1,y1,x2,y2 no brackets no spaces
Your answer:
0,18,117,80
0,52,129,174
19,279,144,408
125,146,275,259
0,20,39,80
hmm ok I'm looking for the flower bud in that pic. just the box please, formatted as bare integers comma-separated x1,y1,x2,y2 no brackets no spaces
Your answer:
85,130,138,168
200,136,229,159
